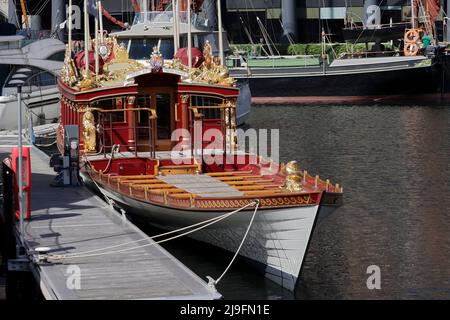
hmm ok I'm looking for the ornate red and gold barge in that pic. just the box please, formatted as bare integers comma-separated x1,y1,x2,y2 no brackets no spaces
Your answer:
56,39,343,291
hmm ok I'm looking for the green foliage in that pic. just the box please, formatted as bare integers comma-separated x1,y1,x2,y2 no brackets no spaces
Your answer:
287,43,371,58
231,42,396,59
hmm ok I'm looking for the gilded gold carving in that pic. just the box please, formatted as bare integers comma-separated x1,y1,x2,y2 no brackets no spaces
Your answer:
60,44,80,86
181,95,190,103
78,69,97,91
101,37,144,85
83,110,96,152
114,41,130,62
188,41,235,86
62,34,235,91
281,161,304,192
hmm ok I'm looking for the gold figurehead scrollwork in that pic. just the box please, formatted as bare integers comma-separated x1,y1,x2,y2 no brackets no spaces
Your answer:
60,44,80,87
114,41,130,62
101,37,144,85
83,110,97,152
189,41,235,86
281,161,303,192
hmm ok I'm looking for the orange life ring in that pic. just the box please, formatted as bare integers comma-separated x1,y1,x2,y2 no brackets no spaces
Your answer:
404,29,420,43
404,42,419,56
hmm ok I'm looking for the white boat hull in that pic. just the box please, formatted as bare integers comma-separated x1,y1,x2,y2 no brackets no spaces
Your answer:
0,87,60,130
88,178,320,291
235,81,251,126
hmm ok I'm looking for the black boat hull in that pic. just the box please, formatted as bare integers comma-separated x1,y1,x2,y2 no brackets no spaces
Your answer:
238,65,438,101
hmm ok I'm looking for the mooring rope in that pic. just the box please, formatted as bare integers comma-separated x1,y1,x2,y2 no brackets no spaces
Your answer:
208,199,260,289
47,200,259,261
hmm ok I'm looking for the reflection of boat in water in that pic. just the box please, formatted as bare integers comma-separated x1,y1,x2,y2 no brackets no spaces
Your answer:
111,7,251,125
0,28,65,129
55,7,343,290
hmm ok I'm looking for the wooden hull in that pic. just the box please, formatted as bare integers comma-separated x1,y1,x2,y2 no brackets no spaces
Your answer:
81,172,325,291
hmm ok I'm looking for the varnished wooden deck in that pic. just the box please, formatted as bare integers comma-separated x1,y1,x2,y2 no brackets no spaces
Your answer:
1,144,220,300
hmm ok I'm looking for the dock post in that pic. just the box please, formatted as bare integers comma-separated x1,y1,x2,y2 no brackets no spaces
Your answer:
1,163,16,274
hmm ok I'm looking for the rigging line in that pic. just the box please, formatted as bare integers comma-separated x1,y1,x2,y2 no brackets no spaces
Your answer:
279,20,295,46
34,0,51,17
236,9,247,43
240,15,270,56
262,0,277,43
240,16,254,45
29,0,45,15
367,0,387,44
257,16,280,56
351,0,387,46
236,2,252,45
321,0,334,43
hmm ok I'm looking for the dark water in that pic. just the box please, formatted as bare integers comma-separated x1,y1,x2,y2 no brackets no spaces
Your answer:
153,105,450,300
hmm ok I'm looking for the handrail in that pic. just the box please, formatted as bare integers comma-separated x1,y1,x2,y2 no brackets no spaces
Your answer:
93,107,157,158
189,104,235,109
80,107,158,119
338,50,400,59
343,21,408,31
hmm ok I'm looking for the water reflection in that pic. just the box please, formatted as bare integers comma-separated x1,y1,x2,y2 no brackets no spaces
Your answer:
151,105,450,299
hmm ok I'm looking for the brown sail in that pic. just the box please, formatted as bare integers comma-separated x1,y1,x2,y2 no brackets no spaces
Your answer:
414,0,441,35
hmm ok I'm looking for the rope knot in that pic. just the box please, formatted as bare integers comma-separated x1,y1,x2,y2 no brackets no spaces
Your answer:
206,276,218,293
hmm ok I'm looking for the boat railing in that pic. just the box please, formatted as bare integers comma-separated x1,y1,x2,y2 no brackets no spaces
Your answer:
338,50,400,59
343,21,408,31
89,107,157,158
0,37,23,50
132,11,209,28
233,54,322,69
133,11,188,25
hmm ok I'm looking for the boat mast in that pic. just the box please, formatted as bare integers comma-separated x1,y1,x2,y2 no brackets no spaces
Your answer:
256,16,278,56
68,0,72,53
99,1,104,43
173,0,179,53
95,3,99,76
217,0,224,65
188,0,192,72
143,0,149,22
19,0,29,29
84,0,90,76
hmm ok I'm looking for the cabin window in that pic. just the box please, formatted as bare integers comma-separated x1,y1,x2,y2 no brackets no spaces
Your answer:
3,66,56,88
202,108,221,120
46,51,65,61
190,96,224,120
137,95,152,140
127,38,175,60
156,93,171,139
91,97,125,123
137,94,151,123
